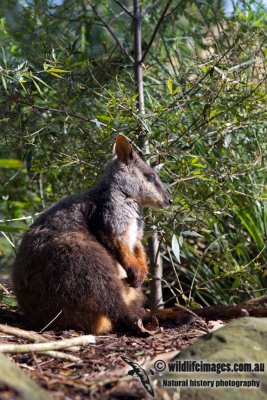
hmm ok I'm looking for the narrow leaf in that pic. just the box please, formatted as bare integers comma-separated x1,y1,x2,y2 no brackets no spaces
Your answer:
167,77,173,95
182,230,203,237
172,234,181,263
0,225,28,233
232,277,241,289
46,68,70,73
0,159,23,168
214,265,219,276
32,75,51,88
1,76,7,91
47,72,64,79
32,79,43,95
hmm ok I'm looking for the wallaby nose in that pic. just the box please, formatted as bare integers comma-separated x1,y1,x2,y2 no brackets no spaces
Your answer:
168,197,173,206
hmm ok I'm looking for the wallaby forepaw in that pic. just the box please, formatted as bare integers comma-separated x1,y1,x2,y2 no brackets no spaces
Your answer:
126,268,146,288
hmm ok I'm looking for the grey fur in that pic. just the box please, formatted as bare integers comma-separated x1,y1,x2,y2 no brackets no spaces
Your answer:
12,134,171,333
91,155,170,239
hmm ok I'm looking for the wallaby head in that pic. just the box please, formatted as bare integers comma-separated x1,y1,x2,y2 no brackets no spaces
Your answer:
106,134,172,209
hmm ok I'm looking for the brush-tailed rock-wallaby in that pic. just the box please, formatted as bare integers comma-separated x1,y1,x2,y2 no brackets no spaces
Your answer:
13,134,172,333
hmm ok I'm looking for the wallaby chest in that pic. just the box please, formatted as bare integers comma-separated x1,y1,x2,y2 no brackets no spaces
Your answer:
113,204,144,250
92,197,143,252
123,216,141,251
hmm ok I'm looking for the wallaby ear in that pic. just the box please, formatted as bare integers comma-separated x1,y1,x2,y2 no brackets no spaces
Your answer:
114,134,133,162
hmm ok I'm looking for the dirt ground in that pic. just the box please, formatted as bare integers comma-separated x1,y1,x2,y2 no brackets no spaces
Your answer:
0,304,217,400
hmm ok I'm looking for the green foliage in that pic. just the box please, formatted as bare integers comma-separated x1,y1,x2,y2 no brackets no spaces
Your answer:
0,0,266,307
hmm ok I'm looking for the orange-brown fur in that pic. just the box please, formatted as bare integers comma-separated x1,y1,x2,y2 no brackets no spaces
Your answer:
12,134,171,333
111,237,148,288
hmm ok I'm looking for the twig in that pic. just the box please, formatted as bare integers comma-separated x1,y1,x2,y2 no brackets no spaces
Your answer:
19,101,91,122
89,2,134,63
1,232,15,248
142,0,162,16
228,57,266,71
0,324,82,361
112,0,133,17
0,284,9,295
36,351,81,362
151,30,260,127
166,245,183,298
40,310,62,332
0,324,47,343
214,66,244,84
0,335,95,353
0,214,39,224
141,0,173,62
0,324,81,351
172,75,267,146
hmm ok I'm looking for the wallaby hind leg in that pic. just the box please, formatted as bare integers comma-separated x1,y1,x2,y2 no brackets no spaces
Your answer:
13,232,144,334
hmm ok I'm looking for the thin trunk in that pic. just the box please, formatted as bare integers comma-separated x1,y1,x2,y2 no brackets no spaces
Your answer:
133,0,163,310
147,228,164,310
133,0,144,115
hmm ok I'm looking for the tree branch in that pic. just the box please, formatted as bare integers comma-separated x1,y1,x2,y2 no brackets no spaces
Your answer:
142,0,162,16
89,2,134,63
150,33,257,128
112,0,133,17
0,324,83,361
19,101,91,122
141,0,173,62
0,324,48,344
0,334,95,354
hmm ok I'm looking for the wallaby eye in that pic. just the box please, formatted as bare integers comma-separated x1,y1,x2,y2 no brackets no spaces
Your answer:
146,174,156,182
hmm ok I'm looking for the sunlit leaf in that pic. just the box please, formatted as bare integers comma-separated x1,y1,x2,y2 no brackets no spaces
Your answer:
167,77,173,95
0,159,23,168
1,75,7,90
232,277,241,289
172,234,180,263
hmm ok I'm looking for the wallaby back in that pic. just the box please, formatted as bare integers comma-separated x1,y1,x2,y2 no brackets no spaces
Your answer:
12,134,171,333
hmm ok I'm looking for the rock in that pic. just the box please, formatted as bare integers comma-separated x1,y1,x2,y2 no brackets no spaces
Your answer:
0,354,51,400
161,317,267,400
